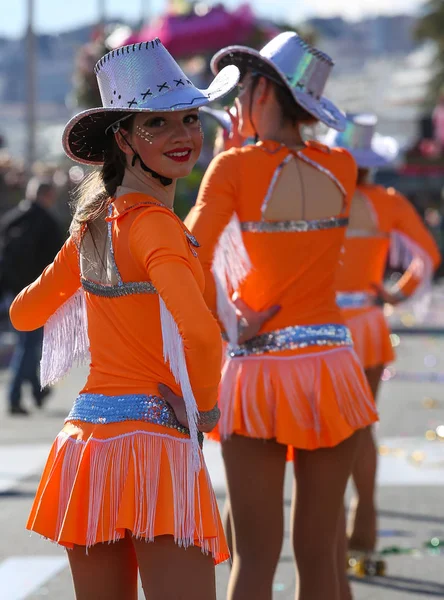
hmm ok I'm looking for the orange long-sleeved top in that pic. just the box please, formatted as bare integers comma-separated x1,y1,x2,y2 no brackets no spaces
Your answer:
10,193,222,412
185,140,357,332
336,185,441,296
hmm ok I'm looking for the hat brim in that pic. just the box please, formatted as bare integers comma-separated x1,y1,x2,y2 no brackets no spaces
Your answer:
63,64,240,165
211,45,346,132
199,106,233,132
323,131,399,168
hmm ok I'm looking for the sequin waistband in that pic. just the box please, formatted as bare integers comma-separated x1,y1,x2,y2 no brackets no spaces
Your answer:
240,216,349,233
228,323,353,358
336,291,377,309
66,393,203,445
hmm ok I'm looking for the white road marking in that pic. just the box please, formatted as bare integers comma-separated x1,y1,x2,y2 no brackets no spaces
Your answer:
0,445,50,493
377,436,444,486
205,437,444,489
0,556,67,600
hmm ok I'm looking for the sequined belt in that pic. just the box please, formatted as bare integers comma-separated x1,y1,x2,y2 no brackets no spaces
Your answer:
336,291,377,310
228,323,353,358
66,393,203,445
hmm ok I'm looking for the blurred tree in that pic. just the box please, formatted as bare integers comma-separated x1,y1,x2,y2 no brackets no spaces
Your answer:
415,0,444,106
72,29,107,109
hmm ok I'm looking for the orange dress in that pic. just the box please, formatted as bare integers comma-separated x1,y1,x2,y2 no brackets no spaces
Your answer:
10,192,228,563
186,141,377,450
336,185,441,369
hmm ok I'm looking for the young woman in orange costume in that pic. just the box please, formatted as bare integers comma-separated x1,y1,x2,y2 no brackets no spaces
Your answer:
326,114,441,560
186,32,377,600
9,40,240,600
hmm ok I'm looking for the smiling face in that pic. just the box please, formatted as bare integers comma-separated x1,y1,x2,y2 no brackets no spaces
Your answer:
122,109,203,180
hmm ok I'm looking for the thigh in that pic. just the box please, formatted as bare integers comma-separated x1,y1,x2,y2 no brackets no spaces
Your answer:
133,535,216,600
222,435,287,560
67,534,138,600
293,431,362,548
365,364,384,401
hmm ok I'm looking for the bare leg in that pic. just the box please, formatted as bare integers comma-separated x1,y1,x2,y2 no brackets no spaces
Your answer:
337,505,353,600
222,435,287,600
67,532,138,600
223,499,234,564
133,535,216,600
348,364,384,551
293,431,361,600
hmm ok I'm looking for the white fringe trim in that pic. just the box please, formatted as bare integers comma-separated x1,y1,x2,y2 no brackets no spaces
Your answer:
40,288,90,387
212,214,252,345
48,431,221,555
390,230,434,322
218,347,375,441
159,297,200,472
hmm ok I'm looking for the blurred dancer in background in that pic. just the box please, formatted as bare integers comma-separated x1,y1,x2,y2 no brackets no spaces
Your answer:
0,178,62,415
326,113,441,567
186,32,377,600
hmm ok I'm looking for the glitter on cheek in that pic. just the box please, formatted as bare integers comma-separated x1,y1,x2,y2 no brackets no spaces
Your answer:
135,125,154,144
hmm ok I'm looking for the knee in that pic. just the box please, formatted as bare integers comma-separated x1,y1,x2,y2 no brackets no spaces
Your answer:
235,539,282,576
293,535,335,569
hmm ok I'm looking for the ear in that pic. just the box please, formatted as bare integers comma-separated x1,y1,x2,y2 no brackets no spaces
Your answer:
255,76,272,105
114,130,133,156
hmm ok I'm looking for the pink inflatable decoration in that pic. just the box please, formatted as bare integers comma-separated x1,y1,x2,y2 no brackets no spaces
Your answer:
121,4,264,58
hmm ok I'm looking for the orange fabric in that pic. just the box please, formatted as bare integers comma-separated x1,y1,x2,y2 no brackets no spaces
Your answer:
336,185,441,296
10,194,222,411
11,192,226,556
27,420,229,563
187,141,377,449
337,185,441,368
186,140,357,331
218,347,377,449
344,306,395,369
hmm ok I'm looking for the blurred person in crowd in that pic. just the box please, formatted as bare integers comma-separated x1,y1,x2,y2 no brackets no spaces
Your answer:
0,178,63,415
325,114,441,567
9,39,239,599
186,32,376,600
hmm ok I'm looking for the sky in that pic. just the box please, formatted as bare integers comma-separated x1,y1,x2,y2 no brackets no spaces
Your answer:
1,0,426,39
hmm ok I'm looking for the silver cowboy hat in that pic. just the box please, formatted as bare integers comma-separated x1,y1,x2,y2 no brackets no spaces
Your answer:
324,113,399,168
211,31,346,131
63,38,240,165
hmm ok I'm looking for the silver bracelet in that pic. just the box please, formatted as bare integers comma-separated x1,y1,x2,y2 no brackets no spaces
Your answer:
199,405,221,428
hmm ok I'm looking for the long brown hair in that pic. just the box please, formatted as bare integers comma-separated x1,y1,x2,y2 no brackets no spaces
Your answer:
70,118,134,238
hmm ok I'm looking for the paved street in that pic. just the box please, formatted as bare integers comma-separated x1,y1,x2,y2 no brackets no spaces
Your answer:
1,333,444,599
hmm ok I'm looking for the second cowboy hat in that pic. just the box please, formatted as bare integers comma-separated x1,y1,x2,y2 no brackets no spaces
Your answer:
324,113,399,168
210,31,346,131
63,38,240,165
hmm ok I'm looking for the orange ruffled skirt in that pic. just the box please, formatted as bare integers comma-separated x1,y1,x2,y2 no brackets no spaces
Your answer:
343,306,395,370
27,419,229,564
211,346,377,450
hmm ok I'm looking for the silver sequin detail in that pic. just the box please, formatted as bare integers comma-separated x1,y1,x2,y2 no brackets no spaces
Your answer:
296,152,346,196
185,231,200,257
240,216,349,233
346,229,389,239
198,405,220,428
66,392,204,445
229,323,352,357
261,154,293,217
336,291,377,309
81,278,156,297
107,205,123,286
